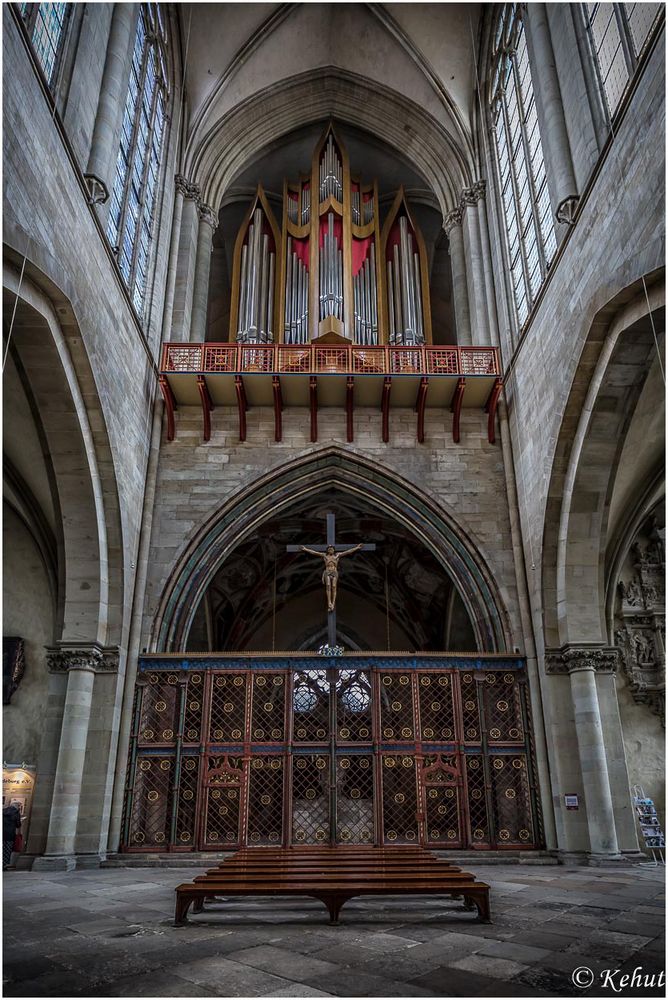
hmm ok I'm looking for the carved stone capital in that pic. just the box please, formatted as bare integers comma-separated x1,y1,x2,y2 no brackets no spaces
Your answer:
46,643,120,674
443,206,463,234
175,174,200,202
198,203,218,231
545,645,619,675
556,194,580,226
460,180,486,209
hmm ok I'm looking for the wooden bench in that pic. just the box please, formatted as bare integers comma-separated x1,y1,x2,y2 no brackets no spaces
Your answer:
175,846,491,925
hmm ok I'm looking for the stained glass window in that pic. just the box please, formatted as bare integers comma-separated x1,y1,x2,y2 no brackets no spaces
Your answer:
20,3,70,87
585,4,662,118
107,4,168,316
490,5,556,329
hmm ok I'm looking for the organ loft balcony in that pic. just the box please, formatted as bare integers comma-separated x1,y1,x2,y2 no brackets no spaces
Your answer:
158,342,502,446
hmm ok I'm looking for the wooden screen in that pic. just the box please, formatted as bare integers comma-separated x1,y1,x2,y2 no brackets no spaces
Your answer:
122,657,542,852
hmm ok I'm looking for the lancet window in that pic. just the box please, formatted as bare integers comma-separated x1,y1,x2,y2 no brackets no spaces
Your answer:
229,124,431,346
490,4,556,328
584,3,662,119
107,3,168,315
19,2,70,87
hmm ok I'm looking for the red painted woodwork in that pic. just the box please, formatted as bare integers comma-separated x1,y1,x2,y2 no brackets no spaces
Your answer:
309,376,318,442
451,377,466,444
381,376,391,443
272,376,283,442
234,375,247,442
196,375,214,442
415,376,429,443
346,376,354,442
485,378,503,445
159,375,176,442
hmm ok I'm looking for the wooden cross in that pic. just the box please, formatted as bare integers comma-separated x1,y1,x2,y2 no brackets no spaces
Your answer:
286,511,376,647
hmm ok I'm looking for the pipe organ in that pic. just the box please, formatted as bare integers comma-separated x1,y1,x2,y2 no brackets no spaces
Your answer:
229,124,432,346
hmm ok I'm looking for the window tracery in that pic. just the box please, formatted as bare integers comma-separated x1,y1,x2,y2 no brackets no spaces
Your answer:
584,3,662,119
107,3,168,316
489,4,556,329
19,2,70,87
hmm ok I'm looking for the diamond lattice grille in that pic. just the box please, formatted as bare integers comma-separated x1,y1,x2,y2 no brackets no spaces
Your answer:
251,673,286,742
381,753,418,843
175,755,199,847
292,670,329,743
209,674,247,743
417,673,456,741
482,672,524,744
337,670,373,743
335,754,374,843
128,754,174,848
490,753,534,846
464,753,489,845
139,676,179,746
292,753,330,844
183,673,204,744
247,756,284,845
203,756,243,847
379,673,415,742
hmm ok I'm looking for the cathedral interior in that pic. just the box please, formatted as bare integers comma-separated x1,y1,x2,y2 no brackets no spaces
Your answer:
2,2,665,997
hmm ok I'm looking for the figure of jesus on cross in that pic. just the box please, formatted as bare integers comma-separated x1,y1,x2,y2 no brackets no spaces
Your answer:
286,512,376,647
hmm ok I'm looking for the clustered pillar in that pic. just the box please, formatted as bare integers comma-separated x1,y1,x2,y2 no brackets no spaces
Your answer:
190,204,218,343
445,180,499,347
166,176,218,342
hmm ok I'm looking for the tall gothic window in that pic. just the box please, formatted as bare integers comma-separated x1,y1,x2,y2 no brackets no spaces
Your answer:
107,3,168,315
19,3,70,87
584,4,662,119
490,5,557,329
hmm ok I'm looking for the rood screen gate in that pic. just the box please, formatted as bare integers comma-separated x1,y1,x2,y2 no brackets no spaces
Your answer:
122,654,543,852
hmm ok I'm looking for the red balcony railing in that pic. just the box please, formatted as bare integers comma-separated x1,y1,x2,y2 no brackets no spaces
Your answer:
160,342,500,378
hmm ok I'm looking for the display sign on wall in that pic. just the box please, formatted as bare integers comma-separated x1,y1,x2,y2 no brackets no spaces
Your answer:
3,764,36,852
632,785,665,863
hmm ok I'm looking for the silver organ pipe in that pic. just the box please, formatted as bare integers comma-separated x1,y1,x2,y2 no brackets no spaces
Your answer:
319,135,343,202
319,212,343,322
283,234,309,345
237,207,276,343
352,242,378,346
386,216,425,347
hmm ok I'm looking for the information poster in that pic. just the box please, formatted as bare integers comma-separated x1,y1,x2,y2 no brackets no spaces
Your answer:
2,765,36,851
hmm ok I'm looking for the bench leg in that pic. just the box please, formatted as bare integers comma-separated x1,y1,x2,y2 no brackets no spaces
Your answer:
193,897,205,914
315,892,351,925
175,894,193,926
464,891,491,924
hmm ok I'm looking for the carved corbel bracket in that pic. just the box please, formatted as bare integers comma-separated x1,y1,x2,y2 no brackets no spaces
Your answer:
46,643,120,674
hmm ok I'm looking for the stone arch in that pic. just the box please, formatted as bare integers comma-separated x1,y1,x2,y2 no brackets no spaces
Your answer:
542,277,664,649
3,257,125,648
150,448,512,654
186,68,474,215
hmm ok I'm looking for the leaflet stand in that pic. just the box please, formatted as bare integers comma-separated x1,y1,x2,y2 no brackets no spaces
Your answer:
632,784,665,866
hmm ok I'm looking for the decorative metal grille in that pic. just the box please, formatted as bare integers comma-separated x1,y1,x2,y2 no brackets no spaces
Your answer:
247,756,284,845
124,659,541,852
292,669,329,742
381,753,418,843
209,673,247,743
418,673,455,741
292,753,330,844
251,673,286,742
379,672,415,742
336,754,374,843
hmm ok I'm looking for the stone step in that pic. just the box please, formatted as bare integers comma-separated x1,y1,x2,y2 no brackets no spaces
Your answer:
101,849,559,868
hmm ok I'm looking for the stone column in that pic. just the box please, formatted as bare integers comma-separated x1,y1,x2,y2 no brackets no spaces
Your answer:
189,203,218,342
443,207,471,346
84,3,136,206
33,644,119,870
461,183,490,346
161,175,187,339
548,646,623,860
524,4,579,226
170,180,201,342
474,181,499,343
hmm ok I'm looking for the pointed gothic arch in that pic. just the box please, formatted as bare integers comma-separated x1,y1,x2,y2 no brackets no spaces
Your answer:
150,448,512,654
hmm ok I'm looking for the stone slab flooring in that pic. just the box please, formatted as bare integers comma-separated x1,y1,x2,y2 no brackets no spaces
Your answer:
2,864,664,998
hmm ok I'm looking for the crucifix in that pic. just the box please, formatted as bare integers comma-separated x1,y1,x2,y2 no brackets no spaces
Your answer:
286,512,376,647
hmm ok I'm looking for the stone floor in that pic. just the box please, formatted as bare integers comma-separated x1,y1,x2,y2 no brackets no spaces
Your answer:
2,864,665,998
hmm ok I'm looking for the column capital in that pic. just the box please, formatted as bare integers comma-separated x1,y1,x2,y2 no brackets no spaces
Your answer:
46,643,120,674
460,180,486,209
175,174,201,203
443,206,464,234
545,645,619,676
198,203,218,231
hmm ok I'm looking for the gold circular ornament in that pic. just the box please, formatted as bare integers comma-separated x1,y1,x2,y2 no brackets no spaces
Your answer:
339,758,350,769
423,727,434,739
316,728,327,739
263,702,273,712
351,789,361,799
340,829,351,840
133,832,145,843
430,830,439,839
316,757,327,769
215,677,226,687
391,701,402,711
254,729,265,739
295,830,306,842
421,677,431,686
430,702,441,712
509,728,521,740
213,729,224,740
401,727,412,738
465,700,476,711
270,759,281,770
179,832,190,842
208,831,220,841
512,758,524,769
359,758,370,769
505,788,516,799
490,728,501,740
339,727,350,739
168,674,178,685
445,788,455,799
273,676,283,686
493,758,504,770
147,790,159,802
471,788,482,800
296,728,307,738
405,830,416,840
485,674,496,684
438,805,447,815
186,729,198,740
447,829,457,839
143,729,154,741
250,832,260,842
387,830,397,841
359,728,369,738
256,677,267,686
184,759,196,771
223,703,234,714
155,701,167,713
315,830,326,841
139,760,151,771
218,805,228,816
499,829,510,841
260,794,271,805
361,829,371,840
503,673,515,684
466,728,477,739
189,701,200,711
149,674,159,685
233,677,244,687
191,674,202,685
401,757,413,767
442,727,453,739
162,729,173,740
438,676,450,687
463,674,473,684
271,728,282,739
384,757,396,767
232,729,242,740
382,676,392,686
383,727,394,738
496,700,509,712
394,793,405,803
226,833,235,842
269,832,279,841
519,829,530,841
468,758,480,770
227,789,237,799
473,828,485,840
160,760,170,771
211,789,221,799
296,759,307,769
251,759,263,769
183,789,194,801
399,676,409,686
